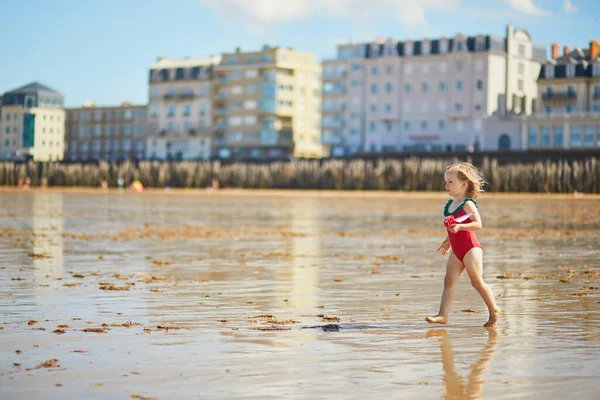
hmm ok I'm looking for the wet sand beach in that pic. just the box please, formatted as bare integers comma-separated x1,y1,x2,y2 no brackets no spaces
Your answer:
1,189,599,399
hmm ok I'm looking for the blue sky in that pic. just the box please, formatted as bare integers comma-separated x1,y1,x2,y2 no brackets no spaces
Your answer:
1,0,597,107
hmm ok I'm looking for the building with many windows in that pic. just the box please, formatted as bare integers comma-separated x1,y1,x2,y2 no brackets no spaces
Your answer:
146,56,218,160
213,45,324,160
522,40,600,150
0,82,65,161
64,102,147,161
322,25,546,155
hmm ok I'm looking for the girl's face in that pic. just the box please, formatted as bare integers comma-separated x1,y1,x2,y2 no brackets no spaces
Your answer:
444,171,466,197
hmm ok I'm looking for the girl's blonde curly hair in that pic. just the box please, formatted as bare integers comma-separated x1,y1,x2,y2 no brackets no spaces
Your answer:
445,162,486,199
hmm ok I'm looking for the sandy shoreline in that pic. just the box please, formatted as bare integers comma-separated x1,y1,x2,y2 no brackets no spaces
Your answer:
0,186,598,199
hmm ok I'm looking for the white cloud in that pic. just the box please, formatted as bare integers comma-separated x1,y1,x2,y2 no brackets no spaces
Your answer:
504,0,549,16
200,0,460,29
564,0,578,13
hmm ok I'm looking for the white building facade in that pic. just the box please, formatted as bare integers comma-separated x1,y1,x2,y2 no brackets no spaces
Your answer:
146,56,220,160
522,40,600,150
322,26,546,156
0,82,65,161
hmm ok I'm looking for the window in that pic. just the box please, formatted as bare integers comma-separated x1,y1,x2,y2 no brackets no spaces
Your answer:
545,65,555,79
566,65,575,78
541,126,550,148
5,127,9,134
183,104,191,116
475,104,481,111
518,62,524,75
5,114,10,121
123,125,132,135
245,85,257,94
352,64,361,71
371,67,378,76
134,125,144,136
104,141,111,152
438,120,446,131
150,105,158,117
571,125,581,147
385,104,392,113
584,125,594,147
422,63,430,73
456,80,463,91
528,126,538,147
404,84,412,93
518,44,525,55
545,106,553,114
422,82,429,93
168,122,175,132
124,109,132,120
371,84,378,94
456,61,464,71
554,126,564,147
476,80,483,91
457,42,464,52
94,111,102,121
199,104,206,116
370,122,376,133
370,104,377,113
455,103,463,112
385,83,393,94
352,80,360,88
168,105,175,116
80,126,89,137
184,122,192,131
421,121,428,131
386,65,393,75
403,121,410,131
439,82,447,92
566,104,574,113
94,125,102,136
518,79,524,91
135,109,145,119
112,140,120,151
386,122,393,132
474,119,482,131
456,121,464,132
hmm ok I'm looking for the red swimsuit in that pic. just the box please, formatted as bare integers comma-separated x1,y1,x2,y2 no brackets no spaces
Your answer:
444,198,482,262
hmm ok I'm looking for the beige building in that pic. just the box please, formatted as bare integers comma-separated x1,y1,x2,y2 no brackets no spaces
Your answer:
64,102,147,161
146,56,218,160
522,40,600,150
0,82,65,161
322,25,545,155
213,45,324,160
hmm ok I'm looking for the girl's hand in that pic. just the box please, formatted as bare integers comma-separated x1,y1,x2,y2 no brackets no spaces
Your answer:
449,224,462,234
437,240,451,256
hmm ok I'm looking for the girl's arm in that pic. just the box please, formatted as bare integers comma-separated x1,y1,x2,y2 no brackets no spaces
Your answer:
458,201,482,231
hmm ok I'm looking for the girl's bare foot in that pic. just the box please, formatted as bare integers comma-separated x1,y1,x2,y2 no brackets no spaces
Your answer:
425,315,447,324
483,308,501,327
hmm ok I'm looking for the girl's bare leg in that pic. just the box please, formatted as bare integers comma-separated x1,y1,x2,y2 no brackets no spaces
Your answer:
463,248,500,327
426,252,465,324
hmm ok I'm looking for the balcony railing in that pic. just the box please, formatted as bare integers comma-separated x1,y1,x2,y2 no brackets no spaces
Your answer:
323,70,347,79
526,110,600,120
322,119,344,129
163,92,195,100
542,91,576,100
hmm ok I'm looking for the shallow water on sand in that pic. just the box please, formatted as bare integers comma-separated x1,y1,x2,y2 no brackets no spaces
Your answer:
1,190,599,399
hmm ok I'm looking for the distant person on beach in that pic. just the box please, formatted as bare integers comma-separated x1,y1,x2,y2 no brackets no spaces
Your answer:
426,162,500,328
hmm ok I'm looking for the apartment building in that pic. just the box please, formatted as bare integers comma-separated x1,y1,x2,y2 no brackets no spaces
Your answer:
0,82,65,161
213,45,323,160
522,40,600,150
64,102,147,161
146,56,218,160
322,25,546,155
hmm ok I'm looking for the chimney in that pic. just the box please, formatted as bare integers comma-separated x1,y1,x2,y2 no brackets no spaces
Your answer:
590,40,600,60
551,43,559,59
563,46,569,56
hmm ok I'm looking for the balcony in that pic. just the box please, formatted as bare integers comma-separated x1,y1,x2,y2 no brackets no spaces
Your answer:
163,92,195,101
322,104,345,113
322,131,343,145
323,70,347,80
542,91,576,100
217,108,228,116
526,110,600,120
322,119,344,129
